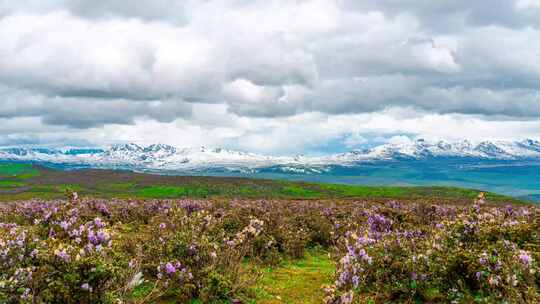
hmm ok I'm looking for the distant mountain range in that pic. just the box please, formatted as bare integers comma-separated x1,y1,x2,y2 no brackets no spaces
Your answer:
1,139,540,174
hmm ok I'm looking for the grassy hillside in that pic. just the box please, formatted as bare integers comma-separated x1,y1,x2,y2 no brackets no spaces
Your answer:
0,162,524,203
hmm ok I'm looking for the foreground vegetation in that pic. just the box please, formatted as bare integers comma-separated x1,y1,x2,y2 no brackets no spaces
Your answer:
1,162,538,303
0,192,538,303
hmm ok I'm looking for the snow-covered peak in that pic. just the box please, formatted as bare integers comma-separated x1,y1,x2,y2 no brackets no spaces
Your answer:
1,139,540,173
320,138,540,162
111,143,144,152
144,143,176,153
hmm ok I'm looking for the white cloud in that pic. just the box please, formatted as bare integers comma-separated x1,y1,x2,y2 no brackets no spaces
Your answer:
344,133,368,148
1,1,540,152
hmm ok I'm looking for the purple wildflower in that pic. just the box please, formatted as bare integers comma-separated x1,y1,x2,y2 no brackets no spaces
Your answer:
505,205,513,216
475,271,483,280
165,262,176,275
88,231,99,245
518,250,533,267
59,221,70,231
352,275,359,288
96,230,109,243
55,249,70,262
94,217,105,229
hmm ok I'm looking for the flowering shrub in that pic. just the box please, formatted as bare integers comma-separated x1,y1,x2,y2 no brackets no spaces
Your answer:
0,196,338,302
0,199,121,303
325,200,540,303
0,193,538,303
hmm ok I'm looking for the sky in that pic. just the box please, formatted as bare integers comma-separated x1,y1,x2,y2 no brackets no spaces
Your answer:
1,0,540,155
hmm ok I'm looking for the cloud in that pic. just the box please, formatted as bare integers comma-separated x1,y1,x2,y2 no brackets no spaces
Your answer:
0,0,189,22
344,133,368,148
0,86,192,128
1,0,540,151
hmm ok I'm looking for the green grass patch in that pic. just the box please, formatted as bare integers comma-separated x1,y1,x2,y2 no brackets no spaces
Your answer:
318,183,408,198
131,282,154,300
136,185,219,199
250,249,334,304
137,185,189,198
0,180,26,188
280,183,322,198
0,163,39,179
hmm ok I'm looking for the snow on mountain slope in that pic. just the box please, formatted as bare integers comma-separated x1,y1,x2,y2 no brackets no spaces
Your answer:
323,139,540,163
0,143,297,171
1,139,540,172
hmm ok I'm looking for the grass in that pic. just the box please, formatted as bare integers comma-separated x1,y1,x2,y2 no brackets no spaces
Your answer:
318,183,409,198
0,162,526,204
250,249,334,304
280,184,321,198
0,163,39,179
0,180,26,188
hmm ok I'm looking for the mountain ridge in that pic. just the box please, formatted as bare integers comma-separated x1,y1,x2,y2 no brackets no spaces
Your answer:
1,139,540,173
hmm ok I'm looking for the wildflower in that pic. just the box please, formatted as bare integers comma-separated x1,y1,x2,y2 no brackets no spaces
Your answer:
352,275,359,288
358,249,372,264
81,283,92,292
94,217,105,229
21,288,31,300
518,250,533,267
367,214,392,234
30,249,38,258
338,271,349,287
96,230,109,243
165,262,176,275
475,271,483,281
340,291,354,304
479,252,488,265
59,221,70,231
505,205,513,216
88,230,99,245
159,223,166,229
54,249,70,262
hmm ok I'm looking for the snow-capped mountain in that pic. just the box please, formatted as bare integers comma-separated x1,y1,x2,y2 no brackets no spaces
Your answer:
0,143,297,172
1,139,540,173
325,139,540,163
